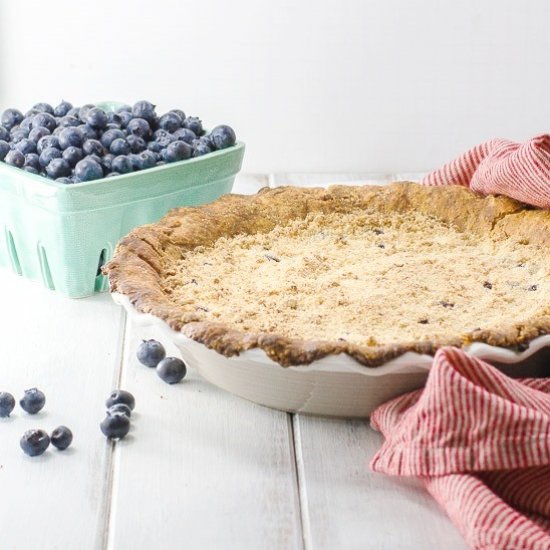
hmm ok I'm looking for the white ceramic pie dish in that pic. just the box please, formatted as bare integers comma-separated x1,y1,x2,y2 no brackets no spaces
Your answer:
113,293,550,418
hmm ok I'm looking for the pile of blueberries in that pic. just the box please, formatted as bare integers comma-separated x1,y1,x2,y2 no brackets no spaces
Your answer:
100,390,136,440
0,100,237,183
0,388,73,457
137,339,187,384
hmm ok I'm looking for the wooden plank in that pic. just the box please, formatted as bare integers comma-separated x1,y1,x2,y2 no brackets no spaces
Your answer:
294,415,467,550
107,321,303,550
0,270,126,550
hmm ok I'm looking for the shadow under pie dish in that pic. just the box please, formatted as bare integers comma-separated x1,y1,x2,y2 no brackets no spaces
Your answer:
105,182,550,417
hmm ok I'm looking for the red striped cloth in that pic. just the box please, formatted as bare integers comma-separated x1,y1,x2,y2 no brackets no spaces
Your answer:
421,134,550,208
370,348,550,549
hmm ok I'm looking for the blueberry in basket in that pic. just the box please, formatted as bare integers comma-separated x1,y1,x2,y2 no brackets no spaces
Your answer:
0,100,237,183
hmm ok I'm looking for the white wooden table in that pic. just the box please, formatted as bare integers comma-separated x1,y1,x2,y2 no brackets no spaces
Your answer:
0,174,467,550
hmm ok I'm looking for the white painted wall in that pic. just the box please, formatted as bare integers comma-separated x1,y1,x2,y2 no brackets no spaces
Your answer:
1,0,548,173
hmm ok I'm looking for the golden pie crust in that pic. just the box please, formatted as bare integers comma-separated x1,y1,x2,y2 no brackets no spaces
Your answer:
105,183,550,367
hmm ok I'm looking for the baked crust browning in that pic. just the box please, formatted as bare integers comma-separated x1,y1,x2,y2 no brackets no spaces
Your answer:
105,183,550,367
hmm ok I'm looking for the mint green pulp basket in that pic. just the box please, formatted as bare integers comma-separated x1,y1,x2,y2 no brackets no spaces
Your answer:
0,102,245,297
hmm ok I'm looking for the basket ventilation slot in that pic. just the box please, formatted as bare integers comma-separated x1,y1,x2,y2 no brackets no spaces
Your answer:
37,245,55,290
5,229,22,275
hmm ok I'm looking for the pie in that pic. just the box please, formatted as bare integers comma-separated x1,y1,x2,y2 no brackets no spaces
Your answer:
105,182,550,367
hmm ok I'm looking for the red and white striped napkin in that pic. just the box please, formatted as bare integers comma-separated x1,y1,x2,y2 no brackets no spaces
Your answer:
370,348,550,549
371,136,550,548
421,134,550,208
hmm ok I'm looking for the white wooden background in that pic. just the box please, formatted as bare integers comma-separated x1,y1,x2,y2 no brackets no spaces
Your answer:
0,174,467,550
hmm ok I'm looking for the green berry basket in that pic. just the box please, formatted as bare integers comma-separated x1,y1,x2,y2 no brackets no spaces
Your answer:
0,101,245,298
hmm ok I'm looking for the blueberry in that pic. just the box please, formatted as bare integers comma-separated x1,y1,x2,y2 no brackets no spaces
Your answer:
156,160,166,166
56,176,73,184
37,135,60,154
87,153,102,165
100,129,125,149
136,150,156,170
126,135,146,153
32,102,54,115
132,100,156,124
0,392,15,417
102,153,114,170
137,339,166,368
32,112,57,133
110,138,130,156
62,146,84,167
58,127,83,150
0,140,10,161
158,112,182,132
67,107,80,118
106,389,135,411
19,388,46,414
28,126,51,142
111,155,133,174
74,158,103,182
46,158,71,179
156,136,174,149
59,115,80,128
50,426,73,450
100,411,130,440
127,118,151,139
20,116,35,131
83,139,106,156
147,141,164,153
1,108,23,130
24,153,41,171
209,125,236,150
20,429,50,456
52,126,63,136
107,111,122,126
10,128,29,143
116,104,132,113
192,139,212,157
163,141,192,163
183,116,203,136
173,128,196,144
39,147,62,167
24,166,39,174
78,124,98,140
107,403,132,418
0,126,9,142
153,129,171,140
78,104,95,120
53,101,73,117
105,123,122,131
84,107,108,129
170,109,186,121
156,357,187,384
15,138,37,155
5,149,25,168
118,111,133,128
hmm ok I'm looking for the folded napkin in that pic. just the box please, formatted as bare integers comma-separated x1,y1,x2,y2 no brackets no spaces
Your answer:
370,348,550,549
421,134,550,209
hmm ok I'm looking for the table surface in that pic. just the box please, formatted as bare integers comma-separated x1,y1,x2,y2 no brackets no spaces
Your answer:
0,173,467,550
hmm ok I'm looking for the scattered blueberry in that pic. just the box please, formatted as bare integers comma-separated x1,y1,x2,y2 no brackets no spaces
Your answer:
5,149,25,168
106,390,135,411
100,411,130,440
209,125,236,150
107,403,132,418
0,392,15,417
20,429,50,456
137,339,166,368
1,108,23,130
46,158,71,179
74,158,103,182
156,357,187,384
50,426,73,450
19,388,46,414
182,116,203,136
163,140,192,163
